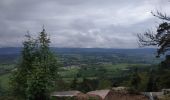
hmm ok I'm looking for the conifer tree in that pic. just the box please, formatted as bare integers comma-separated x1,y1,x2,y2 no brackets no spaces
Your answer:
26,28,59,100
11,28,59,100
11,33,36,99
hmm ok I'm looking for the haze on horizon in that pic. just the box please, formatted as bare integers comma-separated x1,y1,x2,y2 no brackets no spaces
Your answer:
0,0,170,48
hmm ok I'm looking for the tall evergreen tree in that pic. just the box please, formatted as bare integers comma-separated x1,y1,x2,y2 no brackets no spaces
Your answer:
11,28,59,100
26,28,59,100
10,33,36,99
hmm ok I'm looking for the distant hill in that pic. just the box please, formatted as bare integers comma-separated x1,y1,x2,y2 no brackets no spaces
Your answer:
0,47,21,64
0,47,162,64
0,47,157,54
51,48,156,54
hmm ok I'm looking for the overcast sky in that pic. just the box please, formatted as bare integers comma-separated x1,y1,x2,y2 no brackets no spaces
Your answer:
0,0,170,48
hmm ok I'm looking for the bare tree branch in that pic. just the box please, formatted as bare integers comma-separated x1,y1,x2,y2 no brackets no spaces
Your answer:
137,22,170,57
151,11,170,21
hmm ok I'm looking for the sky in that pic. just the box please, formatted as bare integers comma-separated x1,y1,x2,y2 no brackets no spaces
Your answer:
0,0,170,48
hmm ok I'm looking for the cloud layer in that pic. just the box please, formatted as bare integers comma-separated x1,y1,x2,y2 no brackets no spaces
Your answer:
0,0,169,48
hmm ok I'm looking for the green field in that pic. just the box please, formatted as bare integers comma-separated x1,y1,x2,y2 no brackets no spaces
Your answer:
0,64,15,91
0,73,11,90
0,63,151,91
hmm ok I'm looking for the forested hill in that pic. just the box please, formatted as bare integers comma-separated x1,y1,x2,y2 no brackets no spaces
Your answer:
0,47,157,54
0,47,162,64
51,48,156,54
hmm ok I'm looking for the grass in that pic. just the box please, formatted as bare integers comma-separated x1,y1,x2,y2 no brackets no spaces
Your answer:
0,63,150,90
0,64,15,70
59,67,80,78
0,64,14,91
58,63,150,82
0,73,11,90
103,63,149,70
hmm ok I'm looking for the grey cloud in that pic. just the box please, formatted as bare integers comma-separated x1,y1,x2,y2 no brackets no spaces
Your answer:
0,0,169,48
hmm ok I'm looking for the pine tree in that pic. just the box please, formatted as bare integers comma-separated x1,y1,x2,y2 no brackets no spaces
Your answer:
26,28,59,100
10,33,36,99
11,28,59,100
